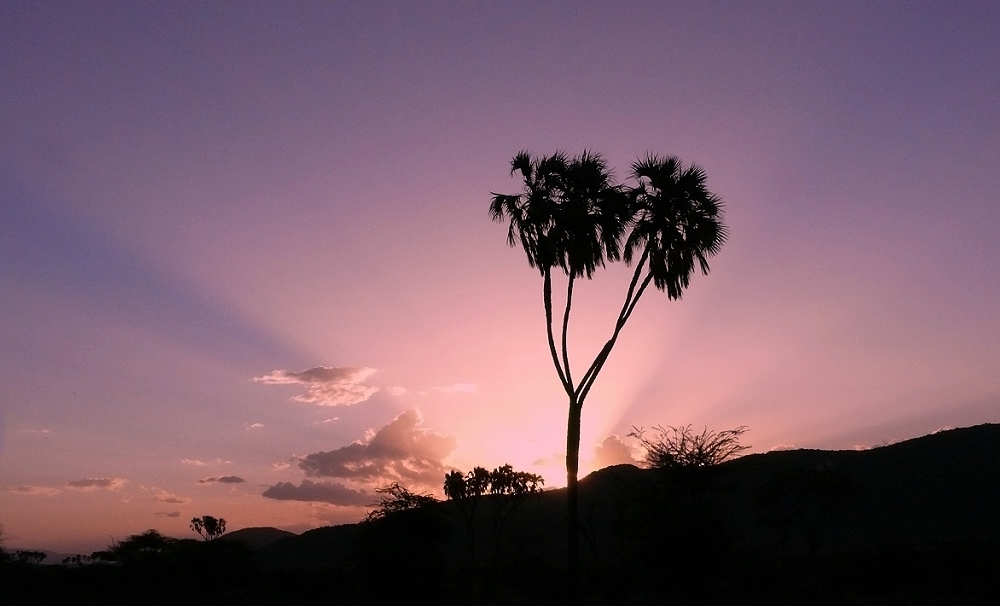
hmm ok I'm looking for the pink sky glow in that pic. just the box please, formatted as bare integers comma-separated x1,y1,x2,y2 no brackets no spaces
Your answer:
2,1,999,553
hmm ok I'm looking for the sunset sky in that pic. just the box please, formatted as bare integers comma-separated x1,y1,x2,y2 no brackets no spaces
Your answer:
2,1,999,554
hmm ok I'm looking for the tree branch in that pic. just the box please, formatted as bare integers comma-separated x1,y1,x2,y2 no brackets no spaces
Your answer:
543,268,570,392
574,247,651,400
561,274,575,389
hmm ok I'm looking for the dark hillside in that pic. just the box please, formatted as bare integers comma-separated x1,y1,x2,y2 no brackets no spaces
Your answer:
220,527,296,551
5,424,998,604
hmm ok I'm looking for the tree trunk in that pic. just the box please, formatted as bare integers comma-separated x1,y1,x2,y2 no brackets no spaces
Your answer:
566,399,582,590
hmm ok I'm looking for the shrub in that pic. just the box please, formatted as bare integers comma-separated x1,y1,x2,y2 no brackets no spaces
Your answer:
630,424,750,469
365,483,437,522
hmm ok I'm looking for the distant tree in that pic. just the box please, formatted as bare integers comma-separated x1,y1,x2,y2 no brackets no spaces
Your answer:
630,425,750,470
61,554,91,566
444,464,543,563
444,469,469,500
0,523,7,563
491,151,728,578
190,516,227,541
110,529,176,562
444,467,491,564
365,483,437,522
14,550,47,565
89,549,115,562
488,464,544,560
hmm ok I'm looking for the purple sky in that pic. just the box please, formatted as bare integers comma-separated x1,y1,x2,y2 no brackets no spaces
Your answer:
2,1,998,553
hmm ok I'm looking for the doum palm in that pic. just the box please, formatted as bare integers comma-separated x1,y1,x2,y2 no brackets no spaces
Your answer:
489,150,727,582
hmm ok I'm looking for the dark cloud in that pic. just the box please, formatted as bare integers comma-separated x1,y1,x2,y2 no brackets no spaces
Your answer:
297,409,456,489
66,478,126,491
262,480,370,506
198,476,246,484
592,435,637,470
254,366,378,406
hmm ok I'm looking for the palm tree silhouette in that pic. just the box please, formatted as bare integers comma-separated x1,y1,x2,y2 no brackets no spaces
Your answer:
490,150,727,582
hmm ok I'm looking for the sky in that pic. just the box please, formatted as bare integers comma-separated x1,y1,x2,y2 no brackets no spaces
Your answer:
1,1,998,554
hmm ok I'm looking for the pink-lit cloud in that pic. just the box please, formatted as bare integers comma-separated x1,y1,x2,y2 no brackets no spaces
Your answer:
65,478,126,491
153,490,188,504
8,485,60,496
180,458,231,466
768,444,797,452
312,503,373,526
262,480,370,506
255,366,378,406
155,511,181,518
197,476,246,484
296,409,456,489
591,434,637,470
533,454,565,467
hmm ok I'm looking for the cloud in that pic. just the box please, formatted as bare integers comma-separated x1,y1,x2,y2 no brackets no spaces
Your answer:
431,382,479,395
262,480,370,506
155,511,181,518
18,428,51,435
198,476,246,484
769,444,797,452
313,417,339,425
387,386,407,396
8,485,60,496
592,435,637,469
255,366,378,406
248,423,264,429
181,458,230,466
153,490,188,504
272,461,291,471
297,409,456,489
66,478,126,491
533,454,565,467
312,503,372,525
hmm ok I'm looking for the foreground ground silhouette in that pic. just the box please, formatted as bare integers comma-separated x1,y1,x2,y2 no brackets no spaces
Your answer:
3,424,999,604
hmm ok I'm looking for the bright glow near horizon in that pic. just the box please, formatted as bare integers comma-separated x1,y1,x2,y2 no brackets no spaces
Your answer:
2,2,999,553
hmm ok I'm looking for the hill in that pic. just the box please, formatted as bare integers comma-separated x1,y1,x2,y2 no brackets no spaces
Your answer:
219,526,296,551
4,423,997,603
255,423,1000,569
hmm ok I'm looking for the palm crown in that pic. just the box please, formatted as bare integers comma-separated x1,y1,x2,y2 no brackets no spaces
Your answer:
626,154,728,299
491,152,726,291
489,150,629,279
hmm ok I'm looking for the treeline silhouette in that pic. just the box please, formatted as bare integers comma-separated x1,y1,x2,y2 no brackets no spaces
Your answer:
3,424,1000,604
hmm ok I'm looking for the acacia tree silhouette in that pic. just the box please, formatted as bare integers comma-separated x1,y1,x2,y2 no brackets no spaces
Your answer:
190,516,226,541
490,151,727,580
